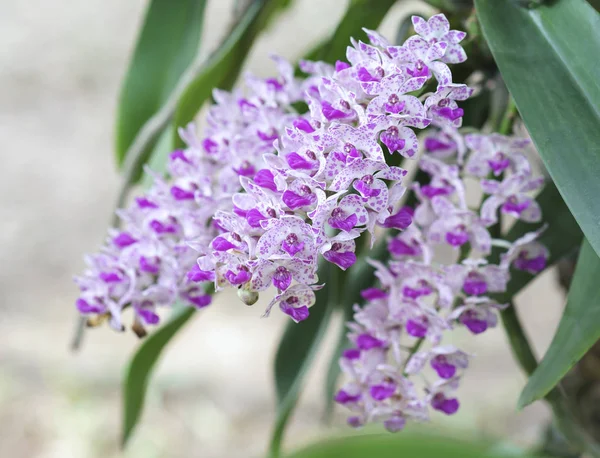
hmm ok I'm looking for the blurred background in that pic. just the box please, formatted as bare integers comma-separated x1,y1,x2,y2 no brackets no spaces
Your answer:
0,0,567,456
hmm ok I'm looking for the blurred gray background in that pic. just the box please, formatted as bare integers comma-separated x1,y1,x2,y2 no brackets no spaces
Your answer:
0,0,564,456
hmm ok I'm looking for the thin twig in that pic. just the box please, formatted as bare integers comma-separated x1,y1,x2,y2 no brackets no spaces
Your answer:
70,316,87,351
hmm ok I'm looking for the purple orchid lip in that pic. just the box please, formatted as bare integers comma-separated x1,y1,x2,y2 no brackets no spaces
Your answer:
431,355,456,379
384,94,406,114
515,253,547,273
460,311,488,334
502,197,530,216
381,208,412,230
403,284,433,299
257,129,278,142
446,229,469,247
286,152,316,170
488,153,511,175
246,208,268,228
407,61,430,78
463,273,488,296
421,184,451,198
234,162,256,177
170,149,191,163
253,169,278,191
113,232,138,248
183,291,212,309
321,101,348,120
281,233,305,257
356,333,385,350
335,389,361,404
150,219,178,234
137,308,160,325
135,197,158,209
237,98,257,110
272,266,292,291
225,268,251,285
323,249,356,270
328,210,358,232
139,256,160,274
282,190,314,209
361,287,388,300
357,66,381,82
281,303,310,322
99,272,122,283
187,265,215,282
212,236,237,251
202,138,218,154
424,137,453,152
335,60,351,72
380,126,406,154
431,393,459,415
406,319,428,338
265,77,283,91
436,106,463,121
342,348,361,360
170,186,195,201
293,118,315,133
76,298,103,314
388,238,419,256
353,178,381,198
370,383,396,401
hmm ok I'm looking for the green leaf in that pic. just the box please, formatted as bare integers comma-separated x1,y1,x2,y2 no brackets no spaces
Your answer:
313,0,397,64
122,305,196,446
475,0,600,259
173,0,284,148
115,0,207,167
518,238,600,408
269,264,335,457
285,433,537,458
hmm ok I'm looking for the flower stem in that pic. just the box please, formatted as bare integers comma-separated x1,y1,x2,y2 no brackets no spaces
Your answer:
500,304,538,375
498,95,517,135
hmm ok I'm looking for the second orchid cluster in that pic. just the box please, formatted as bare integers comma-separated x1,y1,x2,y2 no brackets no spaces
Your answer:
334,114,548,432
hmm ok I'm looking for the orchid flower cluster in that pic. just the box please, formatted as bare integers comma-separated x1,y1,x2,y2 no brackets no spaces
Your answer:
74,56,301,331
334,127,548,431
74,14,549,430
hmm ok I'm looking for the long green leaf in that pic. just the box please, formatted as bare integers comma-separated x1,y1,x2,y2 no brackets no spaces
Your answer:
122,306,196,446
285,433,537,458
475,0,600,257
173,0,284,148
115,0,207,167
518,238,600,408
475,0,600,409
269,265,334,457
